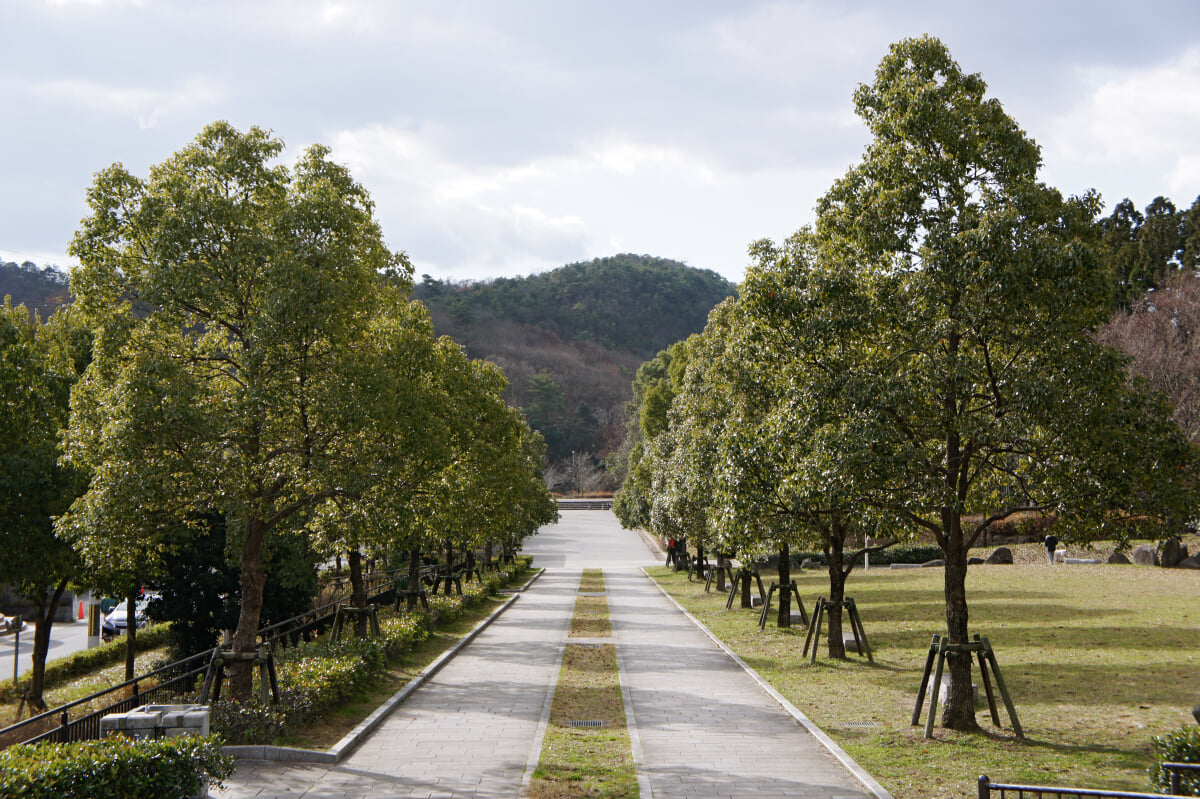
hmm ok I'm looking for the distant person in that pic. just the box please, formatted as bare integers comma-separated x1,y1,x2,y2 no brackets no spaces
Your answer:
1044,533,1059,565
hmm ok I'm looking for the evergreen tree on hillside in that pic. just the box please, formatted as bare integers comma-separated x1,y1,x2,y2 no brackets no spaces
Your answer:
0,261,71,318
415,254,735,468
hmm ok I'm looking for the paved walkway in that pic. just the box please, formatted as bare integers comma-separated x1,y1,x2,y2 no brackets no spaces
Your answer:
212,511,882,798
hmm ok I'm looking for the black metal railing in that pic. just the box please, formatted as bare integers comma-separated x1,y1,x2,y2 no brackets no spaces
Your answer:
0,568,403,748
979,765,1200,799
6,649,212,747
556,498,612,510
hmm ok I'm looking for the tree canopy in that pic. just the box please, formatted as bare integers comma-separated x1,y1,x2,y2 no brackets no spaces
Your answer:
60,121,552,699
0,301,89,709
622,36,1196,734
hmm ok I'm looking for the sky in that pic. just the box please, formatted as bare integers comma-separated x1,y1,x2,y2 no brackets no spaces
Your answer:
3,0,1200,285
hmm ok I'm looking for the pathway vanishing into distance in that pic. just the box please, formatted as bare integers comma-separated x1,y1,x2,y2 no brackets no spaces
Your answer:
212,512,887,799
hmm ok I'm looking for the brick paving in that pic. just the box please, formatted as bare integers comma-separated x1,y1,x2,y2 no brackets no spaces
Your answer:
210,512,885,798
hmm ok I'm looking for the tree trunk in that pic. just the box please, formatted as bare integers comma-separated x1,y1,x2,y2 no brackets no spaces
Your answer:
716,553,728,592
825,532,847,658
407,548,421,611
777,544,792,628
941,517,980,731
740,568,753,609
25,578,68,712
444,545,455,593
124,592,137,682
348,548,367,637
484,540,494,569
230,518,268,700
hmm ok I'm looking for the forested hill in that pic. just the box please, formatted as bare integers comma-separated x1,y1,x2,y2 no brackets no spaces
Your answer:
413,254,735,359
0,261,70,317
413,255,738,476
1,254,735,480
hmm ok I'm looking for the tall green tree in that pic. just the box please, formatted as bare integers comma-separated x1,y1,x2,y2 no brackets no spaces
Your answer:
0,303,89,710
718,236,899,643
62,122,409,699
805,37,1194,731
612,340,690,530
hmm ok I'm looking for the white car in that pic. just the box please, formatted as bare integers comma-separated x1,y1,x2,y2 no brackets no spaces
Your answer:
101,598,152,641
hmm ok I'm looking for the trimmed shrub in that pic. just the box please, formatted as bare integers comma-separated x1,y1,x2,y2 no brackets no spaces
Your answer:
1151,727,1200,795
791,545,944,567
209,558,531,744
0,735,234,799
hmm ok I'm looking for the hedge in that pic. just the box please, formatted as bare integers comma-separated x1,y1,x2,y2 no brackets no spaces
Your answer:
792,544,945,567
210,557,532,744
0,735,234,799
0,623,171,704
1151,727,1200,795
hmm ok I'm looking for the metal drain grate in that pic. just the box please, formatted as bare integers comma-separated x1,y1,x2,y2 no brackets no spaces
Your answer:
567,720,606,728
839,721,882,729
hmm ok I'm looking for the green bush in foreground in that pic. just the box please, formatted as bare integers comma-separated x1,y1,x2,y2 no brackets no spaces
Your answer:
0,735,234,799
1151,727,1200,795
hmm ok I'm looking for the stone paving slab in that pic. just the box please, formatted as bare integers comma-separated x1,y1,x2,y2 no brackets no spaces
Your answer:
211,570,577,798
607,569,877,799
210,512,887,799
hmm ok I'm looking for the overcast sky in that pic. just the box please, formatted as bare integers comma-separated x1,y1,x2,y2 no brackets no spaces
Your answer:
3,0,1200,284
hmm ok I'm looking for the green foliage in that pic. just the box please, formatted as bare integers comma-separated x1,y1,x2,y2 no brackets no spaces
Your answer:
415,255,735,464
1151,727,1200,795
0,735,234,799
58,121,551,699
612,339,694,530
146,515,319,661
1099,195,1200,308
792,545,943,567
415,255,734,358
631,36,1197,730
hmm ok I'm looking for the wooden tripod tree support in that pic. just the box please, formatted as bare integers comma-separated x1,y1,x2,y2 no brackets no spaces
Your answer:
395,584,429,612
330,603,382,641
725,568,766,610
911,633,1023,739
705,561,735,594
758,581,809,629
197,646,280,705
801,597,873,664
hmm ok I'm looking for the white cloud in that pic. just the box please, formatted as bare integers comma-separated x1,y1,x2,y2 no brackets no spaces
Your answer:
1050,47,1200,199
688,2,885,92
13,75,225,129
42,0,144,6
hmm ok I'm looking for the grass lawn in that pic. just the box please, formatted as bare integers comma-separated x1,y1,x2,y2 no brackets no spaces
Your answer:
529,570,638,799
650,553,1199,799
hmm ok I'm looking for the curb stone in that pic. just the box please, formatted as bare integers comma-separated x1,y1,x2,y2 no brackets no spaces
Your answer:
223,568,543,764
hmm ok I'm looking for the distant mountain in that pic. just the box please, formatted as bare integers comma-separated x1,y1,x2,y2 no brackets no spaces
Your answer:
0,255,736,477
0,261,71,318
414,254,737,470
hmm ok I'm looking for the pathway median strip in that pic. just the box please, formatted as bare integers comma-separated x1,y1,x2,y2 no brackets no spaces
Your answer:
526,570,640,799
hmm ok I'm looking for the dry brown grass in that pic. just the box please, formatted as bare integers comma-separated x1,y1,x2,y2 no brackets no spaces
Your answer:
527,571,637,799
570,571,611,639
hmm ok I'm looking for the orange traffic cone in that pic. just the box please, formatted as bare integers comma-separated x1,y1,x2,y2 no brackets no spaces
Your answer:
78,600,85,620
